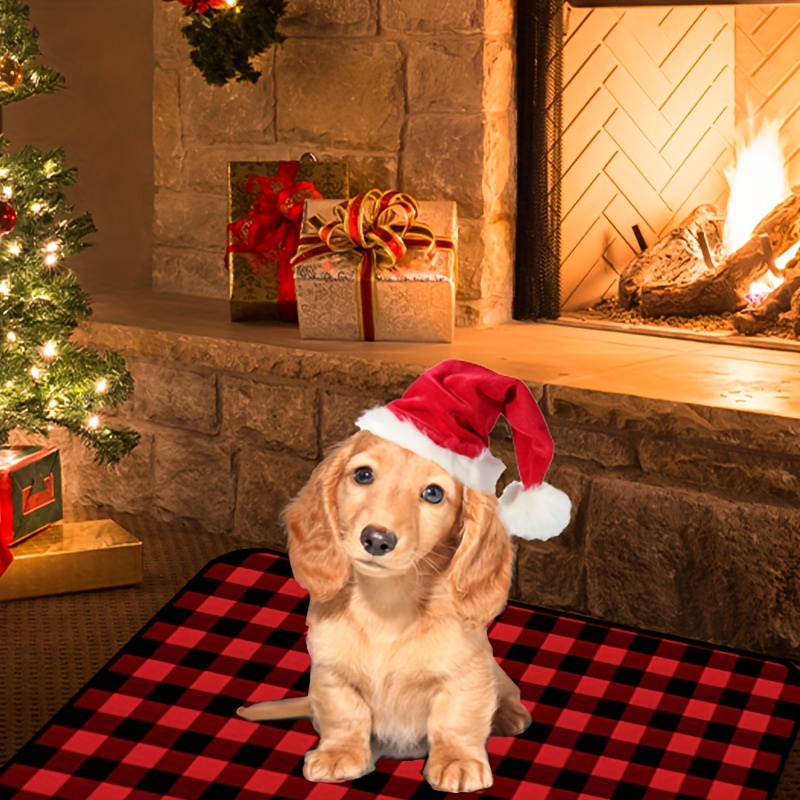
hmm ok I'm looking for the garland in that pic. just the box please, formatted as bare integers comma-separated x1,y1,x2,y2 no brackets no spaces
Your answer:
163,0,286,87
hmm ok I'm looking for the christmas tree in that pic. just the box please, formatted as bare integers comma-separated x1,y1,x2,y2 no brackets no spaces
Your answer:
0,0,139,464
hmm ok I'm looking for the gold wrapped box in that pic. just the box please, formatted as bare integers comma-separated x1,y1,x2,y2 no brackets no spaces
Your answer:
227,160,350,322
293,197,457,342
0,519,142,602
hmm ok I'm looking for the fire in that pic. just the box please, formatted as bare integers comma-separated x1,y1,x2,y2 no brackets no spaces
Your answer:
746,270,784,306
723,120,798,301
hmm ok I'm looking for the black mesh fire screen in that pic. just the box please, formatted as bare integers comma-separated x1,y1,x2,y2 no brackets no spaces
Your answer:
515,0,563,320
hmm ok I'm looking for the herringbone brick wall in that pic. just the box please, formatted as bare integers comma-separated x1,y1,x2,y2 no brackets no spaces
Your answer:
560,4,800,312
561,6,734,311
735,5,800,190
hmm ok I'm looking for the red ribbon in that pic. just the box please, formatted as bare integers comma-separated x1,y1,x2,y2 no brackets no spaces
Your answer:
0,538,11,578
226,162,322,322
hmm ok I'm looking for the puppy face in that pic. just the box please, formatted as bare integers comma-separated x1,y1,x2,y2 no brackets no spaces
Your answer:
336,432,462,577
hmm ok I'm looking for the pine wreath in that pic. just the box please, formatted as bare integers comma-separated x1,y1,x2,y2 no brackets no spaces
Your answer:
166,0,286,87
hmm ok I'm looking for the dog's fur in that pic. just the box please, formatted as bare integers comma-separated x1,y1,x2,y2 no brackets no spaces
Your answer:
237,430,531,792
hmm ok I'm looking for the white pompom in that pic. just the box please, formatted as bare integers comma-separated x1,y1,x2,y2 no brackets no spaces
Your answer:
497,481,572,540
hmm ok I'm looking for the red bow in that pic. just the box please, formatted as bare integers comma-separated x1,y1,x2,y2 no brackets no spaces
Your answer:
227,162,322,322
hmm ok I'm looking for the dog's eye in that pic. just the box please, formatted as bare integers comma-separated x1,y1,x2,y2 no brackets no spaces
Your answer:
421,484,444,504
353,467,374,485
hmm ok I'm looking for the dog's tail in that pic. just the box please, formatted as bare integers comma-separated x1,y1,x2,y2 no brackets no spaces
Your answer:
237,695,313,722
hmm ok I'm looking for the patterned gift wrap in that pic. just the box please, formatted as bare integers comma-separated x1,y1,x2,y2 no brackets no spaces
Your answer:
1,548,798,799
0,446,62,547
293,193,457,342
226,160,349,322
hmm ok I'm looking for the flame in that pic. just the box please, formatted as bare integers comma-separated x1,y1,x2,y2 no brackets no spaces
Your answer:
746,270,784,305
723,120,795,303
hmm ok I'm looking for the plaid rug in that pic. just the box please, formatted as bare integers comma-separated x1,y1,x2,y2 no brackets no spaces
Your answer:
1,549,799,800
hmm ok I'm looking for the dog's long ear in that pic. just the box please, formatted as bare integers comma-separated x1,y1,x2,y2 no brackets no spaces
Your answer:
283,441,353,602
448,488,514,629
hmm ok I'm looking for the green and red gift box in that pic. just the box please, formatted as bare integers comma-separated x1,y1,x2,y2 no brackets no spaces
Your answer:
0,446,63,569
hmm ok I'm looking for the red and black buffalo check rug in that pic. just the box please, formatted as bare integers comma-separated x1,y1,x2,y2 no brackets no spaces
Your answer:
2,548,800,800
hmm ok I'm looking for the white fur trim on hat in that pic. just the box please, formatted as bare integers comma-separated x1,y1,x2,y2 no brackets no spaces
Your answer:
355,405,506,492
497,480,572,540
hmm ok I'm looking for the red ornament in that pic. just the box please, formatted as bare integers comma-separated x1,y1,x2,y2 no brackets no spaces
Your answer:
0,200,16,236
162,0,228,13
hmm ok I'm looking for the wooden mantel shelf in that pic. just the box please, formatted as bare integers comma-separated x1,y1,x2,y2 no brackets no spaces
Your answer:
81,291,800,422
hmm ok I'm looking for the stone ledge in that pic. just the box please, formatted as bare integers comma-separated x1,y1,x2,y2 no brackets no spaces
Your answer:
81,292,800,421
73,292,800,506
58,291,800,658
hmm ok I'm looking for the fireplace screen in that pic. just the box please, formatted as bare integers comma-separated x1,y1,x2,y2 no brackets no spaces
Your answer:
516,0,800,342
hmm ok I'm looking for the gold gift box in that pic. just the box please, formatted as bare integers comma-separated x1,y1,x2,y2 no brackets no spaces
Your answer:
293,199,457,342
0,519,142,602
227,160,350,322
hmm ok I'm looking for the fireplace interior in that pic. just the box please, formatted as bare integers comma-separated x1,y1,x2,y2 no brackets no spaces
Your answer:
520,0,800,348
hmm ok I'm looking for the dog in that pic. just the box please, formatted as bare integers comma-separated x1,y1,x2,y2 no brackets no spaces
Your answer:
237,429,532,793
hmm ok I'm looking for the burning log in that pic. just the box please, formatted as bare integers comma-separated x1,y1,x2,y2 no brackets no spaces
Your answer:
638,188,800,318
791,287,800,338
617,205,724,310
731,263,800,334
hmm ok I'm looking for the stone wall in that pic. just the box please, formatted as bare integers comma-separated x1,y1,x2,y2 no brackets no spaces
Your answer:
152,0,516,326
57,321,800,662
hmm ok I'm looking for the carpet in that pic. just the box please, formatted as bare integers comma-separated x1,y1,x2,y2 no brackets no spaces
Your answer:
0,509,258,769
1,548,800,799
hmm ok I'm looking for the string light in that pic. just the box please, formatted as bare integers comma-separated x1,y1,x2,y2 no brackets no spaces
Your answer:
0,280,9,296
95,378,108,393
30,202,43,214
44,241,60,266
30,366,41,379
47,398,57,409
1,186,12,199
42,340,57,359
4,381,12,388
0,169,8,179
6,331,16,342
87,415,100,429
8,242,21,256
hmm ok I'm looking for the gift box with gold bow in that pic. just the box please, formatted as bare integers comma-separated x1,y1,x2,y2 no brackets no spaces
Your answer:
226,159,349,322
292,190,457,342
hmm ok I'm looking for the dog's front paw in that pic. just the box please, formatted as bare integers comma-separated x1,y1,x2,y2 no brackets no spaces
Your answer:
303,745,374,783
424,748,493,793
492,698,532,737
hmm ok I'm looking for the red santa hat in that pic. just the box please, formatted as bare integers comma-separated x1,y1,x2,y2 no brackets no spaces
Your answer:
355,359,571,540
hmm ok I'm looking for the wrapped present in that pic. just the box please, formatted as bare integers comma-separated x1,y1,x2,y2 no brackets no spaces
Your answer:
226,159,349,322
292,190,457,342
0,445,63,548
0,536,10,579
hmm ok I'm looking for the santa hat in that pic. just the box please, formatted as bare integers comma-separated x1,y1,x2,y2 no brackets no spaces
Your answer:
355,359,571,540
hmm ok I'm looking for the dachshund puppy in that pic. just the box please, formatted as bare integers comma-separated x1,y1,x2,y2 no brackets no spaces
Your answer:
238,430,531,793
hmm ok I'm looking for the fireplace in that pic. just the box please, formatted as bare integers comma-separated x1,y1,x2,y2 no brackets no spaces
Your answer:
516,0,800,346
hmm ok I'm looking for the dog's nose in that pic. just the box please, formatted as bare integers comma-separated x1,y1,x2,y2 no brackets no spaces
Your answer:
360,525,397,556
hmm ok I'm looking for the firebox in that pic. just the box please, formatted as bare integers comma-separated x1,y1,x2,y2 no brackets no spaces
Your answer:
516,0,800,346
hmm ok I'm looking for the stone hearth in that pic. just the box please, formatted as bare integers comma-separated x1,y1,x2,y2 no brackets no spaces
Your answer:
47,293,800,662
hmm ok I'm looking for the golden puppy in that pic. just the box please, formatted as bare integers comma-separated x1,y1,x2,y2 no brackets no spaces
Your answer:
238,430,531,793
